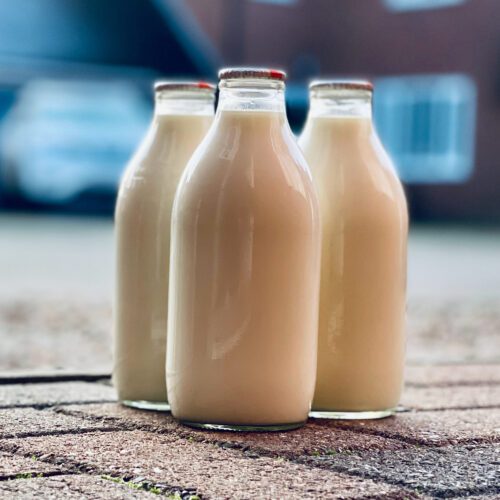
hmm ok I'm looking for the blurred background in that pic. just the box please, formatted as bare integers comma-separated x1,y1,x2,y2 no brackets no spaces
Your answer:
0,0,499,372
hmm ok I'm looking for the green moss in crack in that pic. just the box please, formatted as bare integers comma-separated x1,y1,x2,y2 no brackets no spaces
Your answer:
15,473,43,479
101,475,163,495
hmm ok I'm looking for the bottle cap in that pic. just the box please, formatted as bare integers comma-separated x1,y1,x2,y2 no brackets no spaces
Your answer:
309,80,373,92
219,68,286,81
154,81,216,92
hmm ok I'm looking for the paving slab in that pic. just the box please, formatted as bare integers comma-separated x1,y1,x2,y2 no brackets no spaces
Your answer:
0,407,118,439
0,382,116,409
401,384,500,410
0,451,64,479
2,297,500,372
58,403,178,433
0,298,112,372
405,364,500,386
60,403,408,457
305,444,500,498
0,430,412,499
407,300,500,364
0,474,160,499
334,408,500,446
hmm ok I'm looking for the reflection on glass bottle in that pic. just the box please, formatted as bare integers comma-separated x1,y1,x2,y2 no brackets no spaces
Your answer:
114,82,215,411
300,81,408,420
167,68,321,431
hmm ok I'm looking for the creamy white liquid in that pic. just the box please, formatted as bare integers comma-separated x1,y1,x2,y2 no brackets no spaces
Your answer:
299,116,408,412
167,110,321,425
114,112,213,403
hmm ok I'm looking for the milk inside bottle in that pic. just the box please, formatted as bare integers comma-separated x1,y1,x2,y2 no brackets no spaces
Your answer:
167,68,321,430
299,81,408,419
113,81,215,410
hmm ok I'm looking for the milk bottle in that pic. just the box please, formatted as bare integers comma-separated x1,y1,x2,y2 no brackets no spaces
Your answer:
300,81,408,419
114,81,215,410
167,69,321,430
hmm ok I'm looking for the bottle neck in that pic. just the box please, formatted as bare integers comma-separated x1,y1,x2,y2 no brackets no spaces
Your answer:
154,90,214,117
309,90,372,119
217,80,286,114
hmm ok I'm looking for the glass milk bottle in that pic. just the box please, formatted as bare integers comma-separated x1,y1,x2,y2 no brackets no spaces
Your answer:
113,81,215,410
299,81,408,419
167,68,321,430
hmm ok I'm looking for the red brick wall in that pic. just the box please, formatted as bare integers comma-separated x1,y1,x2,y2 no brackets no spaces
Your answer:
185,0,500,222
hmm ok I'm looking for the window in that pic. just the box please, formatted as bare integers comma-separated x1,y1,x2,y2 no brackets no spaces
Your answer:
373,74,477,183
251,0,298,5
383,0,465,11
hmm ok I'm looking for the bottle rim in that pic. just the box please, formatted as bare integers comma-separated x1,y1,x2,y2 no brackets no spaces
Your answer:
309,80,373,92
218,67,286,82
154,81,216,93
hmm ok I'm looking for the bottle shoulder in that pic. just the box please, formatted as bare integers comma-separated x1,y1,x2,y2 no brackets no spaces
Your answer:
173,140,319,232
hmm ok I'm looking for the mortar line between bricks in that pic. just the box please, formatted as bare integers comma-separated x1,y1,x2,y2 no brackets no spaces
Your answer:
327,423,500,447
0,375,111,385
0,426,129,441
0,441,203,499
0,470,79,482
406,380,500,388
0,400,116,410
405,403,500,412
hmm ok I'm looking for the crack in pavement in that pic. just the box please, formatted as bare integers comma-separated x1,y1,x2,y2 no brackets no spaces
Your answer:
49,409,500,499
3,405,498,499
0,441,202,499
0,400,116,411
0,426,125,440
0,374,111,385
0,470,78,482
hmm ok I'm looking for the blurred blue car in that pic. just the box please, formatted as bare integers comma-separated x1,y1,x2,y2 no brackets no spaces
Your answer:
0,80,151,204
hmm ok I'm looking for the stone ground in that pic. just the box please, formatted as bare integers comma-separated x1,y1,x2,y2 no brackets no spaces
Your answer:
1,215,500,372
0,215,499,497
0,366,499,499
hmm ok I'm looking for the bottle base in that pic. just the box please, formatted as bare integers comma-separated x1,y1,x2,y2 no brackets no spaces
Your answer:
180,420,305,432
309,408,396,420
121,400,170,412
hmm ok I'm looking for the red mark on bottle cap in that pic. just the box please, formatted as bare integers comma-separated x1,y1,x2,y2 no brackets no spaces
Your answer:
269,69,285,80
197,81,213,89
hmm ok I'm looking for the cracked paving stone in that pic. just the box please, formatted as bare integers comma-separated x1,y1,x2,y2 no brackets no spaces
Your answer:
58,404,179,433
0,474,160,499
333,408,500,446
61,403,408,457
0,451,64,478
0,430,415,499
0,382,116,408
0,407,117,439
405,364,500,386
304,444,500,498
401,384,500,410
